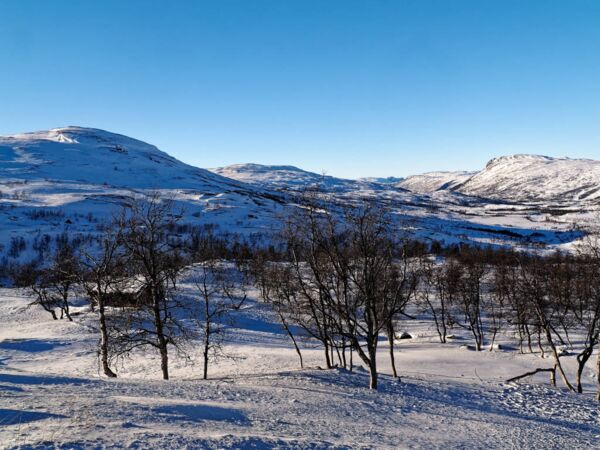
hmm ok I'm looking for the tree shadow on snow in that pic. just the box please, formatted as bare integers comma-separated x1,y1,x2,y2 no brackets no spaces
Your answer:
0,373,88,386
0,339,70,353
0,384,24,393
0,409,66,426
153,404,250,425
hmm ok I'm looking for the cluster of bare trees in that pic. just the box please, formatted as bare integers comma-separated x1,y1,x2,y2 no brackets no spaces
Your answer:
251,195,600,395
418,247,600,399
15,193,600,399
252,199,418,389
22,195,247,381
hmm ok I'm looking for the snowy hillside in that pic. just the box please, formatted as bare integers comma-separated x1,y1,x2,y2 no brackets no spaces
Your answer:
0,127,290,252
453,154,600,203
0,127,248,190
209,161,592,251
397,171,475,194
210,163,384,193
0,127,595,256
210,163,331,189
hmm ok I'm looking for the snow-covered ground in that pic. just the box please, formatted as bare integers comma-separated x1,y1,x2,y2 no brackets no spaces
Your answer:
1,285,598,449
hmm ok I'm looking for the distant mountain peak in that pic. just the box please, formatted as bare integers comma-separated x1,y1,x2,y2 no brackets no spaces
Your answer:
485,154,556,169
218,163,311,174
458,153,600,202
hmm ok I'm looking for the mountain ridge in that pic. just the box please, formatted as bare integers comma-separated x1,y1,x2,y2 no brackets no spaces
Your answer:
0,126,594,253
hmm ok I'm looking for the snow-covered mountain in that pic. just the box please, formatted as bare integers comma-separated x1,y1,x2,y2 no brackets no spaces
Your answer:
210,163,357,191
393,154,600,205
0,127,288,251
210,163,391,193
397,171,475,194
0,127,594,255
1,127,252,191
452,154,600,203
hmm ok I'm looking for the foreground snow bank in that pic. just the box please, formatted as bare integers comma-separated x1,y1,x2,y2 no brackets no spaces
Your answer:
0,289,599,449
2,368,599,449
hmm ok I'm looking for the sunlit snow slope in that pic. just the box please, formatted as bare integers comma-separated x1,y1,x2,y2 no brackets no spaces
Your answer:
397,171,475,194
0,127,287,250
453,154,600,203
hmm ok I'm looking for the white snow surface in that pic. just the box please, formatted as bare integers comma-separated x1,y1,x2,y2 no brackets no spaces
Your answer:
0,283,599,449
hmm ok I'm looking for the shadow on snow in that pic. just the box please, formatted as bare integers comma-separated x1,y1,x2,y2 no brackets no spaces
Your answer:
0,339,70,353
0,409,67,426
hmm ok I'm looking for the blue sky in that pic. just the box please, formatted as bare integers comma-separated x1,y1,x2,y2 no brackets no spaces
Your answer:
1,1,600,178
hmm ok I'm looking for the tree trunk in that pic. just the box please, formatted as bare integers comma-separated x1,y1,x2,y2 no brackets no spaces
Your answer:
278,311,303,369
153,287,169,381
203,318,210,380
154,312,169,379
330,340,335,367
349,346,353,372
386,322,398,378
203,339,209,380
537,329,545,357
351,337,377,389
489,329,497,352
576,347,593,394
62,294,73,322
545,329,574,391
98,297,117,378
525,324,533,353
518,325,524,354
323,340,332,369
596,342,600,402
368,343,378,390
596,343,600,402
159,344,169,380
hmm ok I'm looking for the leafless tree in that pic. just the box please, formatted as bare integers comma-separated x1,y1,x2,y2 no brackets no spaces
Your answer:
418,256,460,343
283,196,411,389
252,256,305,368
77,226,128,378
570,257,600,394
189,259,247,380
112,194,187,380
516,254,575,391
454,249,488,351
29,242,77,321
576,233,600,400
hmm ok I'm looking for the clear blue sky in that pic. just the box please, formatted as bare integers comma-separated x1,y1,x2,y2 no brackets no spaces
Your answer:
1,1,600,178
